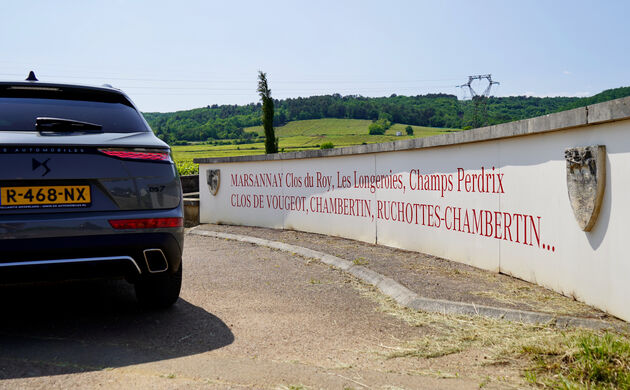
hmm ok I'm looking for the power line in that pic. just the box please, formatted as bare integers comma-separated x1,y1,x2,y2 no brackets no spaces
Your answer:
0,71,460,95
0,72,463,86
0,69,467,109
118,85,456,91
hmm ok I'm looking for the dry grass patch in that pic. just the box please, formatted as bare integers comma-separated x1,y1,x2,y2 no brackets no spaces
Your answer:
471,279,601,318
348,278,630,389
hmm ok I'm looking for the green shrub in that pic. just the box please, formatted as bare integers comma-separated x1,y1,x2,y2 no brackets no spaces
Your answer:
368,118,391,135
176,160,198,176
368,123,385,135
320,142,334,149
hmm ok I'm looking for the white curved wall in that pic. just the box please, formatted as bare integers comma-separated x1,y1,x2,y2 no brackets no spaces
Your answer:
198,99,630,322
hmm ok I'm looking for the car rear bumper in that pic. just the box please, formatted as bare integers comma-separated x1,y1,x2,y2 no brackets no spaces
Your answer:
0,232,182,283
0,206,184,283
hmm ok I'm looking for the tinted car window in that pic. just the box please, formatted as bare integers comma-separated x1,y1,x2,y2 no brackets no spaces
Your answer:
0,97,150,133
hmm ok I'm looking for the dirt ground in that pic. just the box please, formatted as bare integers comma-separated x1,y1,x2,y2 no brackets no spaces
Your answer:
0,233,546,389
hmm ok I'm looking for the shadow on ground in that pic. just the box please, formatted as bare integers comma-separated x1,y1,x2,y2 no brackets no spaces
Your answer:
0,279,233,379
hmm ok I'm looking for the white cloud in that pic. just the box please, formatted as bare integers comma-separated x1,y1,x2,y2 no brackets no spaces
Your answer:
562,70,572,75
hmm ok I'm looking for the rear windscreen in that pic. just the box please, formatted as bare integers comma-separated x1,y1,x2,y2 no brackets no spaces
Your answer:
0,94,150,133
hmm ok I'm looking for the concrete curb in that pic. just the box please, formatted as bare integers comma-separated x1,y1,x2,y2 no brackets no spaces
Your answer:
189,228,623,331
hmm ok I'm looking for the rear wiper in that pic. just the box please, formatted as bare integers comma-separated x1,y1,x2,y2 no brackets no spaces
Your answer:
35,117,103,132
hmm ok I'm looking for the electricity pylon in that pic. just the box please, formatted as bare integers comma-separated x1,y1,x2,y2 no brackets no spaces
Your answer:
458,74,499,128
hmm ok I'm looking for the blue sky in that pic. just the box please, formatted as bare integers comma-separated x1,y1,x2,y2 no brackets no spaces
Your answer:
1,0,628,112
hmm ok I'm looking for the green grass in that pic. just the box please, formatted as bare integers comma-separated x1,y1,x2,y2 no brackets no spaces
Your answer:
244,118,373,137
172,118,462,175
244,118,457,138
523,331,630,389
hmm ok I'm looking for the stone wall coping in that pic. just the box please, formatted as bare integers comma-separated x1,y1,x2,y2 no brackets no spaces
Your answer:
193,96,630,164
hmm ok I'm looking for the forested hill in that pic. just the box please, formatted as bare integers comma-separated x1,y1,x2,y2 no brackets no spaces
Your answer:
143,86,630,142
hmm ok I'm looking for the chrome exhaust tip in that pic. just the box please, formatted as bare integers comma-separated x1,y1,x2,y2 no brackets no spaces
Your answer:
143,249,168,273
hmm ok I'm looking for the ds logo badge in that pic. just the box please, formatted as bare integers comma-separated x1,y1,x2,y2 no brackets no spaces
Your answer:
32,158,51,176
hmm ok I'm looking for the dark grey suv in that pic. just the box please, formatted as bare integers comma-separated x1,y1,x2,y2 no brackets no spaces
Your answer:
0,73,183,308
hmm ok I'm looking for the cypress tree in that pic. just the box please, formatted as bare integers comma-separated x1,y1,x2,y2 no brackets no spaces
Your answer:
257,71,278,154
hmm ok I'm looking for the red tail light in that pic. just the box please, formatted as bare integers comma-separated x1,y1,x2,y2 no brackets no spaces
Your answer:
98,148,171,161
109,217,183,229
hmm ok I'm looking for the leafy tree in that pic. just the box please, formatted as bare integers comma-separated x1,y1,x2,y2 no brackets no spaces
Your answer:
257,71,278,154
405,125,413,135
378,112,393,122
142,86,630,142
368,123,384,135
368,117,391,135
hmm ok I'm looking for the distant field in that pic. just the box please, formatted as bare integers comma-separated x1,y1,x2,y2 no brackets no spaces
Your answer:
172,118,461,173
243,118,455,138
244,118,373,137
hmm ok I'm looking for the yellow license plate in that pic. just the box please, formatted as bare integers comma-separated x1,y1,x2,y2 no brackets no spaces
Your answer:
0,185,91,209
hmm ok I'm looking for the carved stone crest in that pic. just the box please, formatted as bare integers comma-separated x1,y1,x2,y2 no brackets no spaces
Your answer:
207,169,220,196
564,145,606,231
